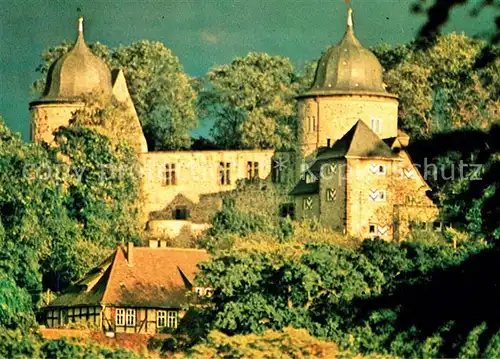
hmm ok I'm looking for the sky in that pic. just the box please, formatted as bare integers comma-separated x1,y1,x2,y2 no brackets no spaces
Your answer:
0,0,497,140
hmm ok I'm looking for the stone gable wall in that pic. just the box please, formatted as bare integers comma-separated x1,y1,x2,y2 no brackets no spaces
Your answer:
345,151,438,241
346,158,396,239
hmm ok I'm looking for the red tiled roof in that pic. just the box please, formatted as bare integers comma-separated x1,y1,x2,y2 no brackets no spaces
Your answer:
46,246,209,309
102,246,209,308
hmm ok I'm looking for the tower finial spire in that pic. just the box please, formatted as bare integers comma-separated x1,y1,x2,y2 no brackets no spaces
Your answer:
78,16,84,33
347,7,353,28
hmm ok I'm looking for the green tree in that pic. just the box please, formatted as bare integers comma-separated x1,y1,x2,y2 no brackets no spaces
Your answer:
178,328,341,359
0,275,35,330
372,33,499,138
202,52,299,150
33,40,197,150
112,41,197,150
0,114,141,293
52,125,142,249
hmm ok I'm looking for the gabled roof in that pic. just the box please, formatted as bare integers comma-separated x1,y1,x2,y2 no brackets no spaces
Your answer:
45,246,210,309
289,180,319,196
290,121,399,197
317,120,399,160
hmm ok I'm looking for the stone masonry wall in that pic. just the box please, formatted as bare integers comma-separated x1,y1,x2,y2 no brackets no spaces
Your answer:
299,94,399,160
318,158,347,231
346,158,396,239
30,103,83,143
140,150,275,217
345,150,438,241
294,193,320,221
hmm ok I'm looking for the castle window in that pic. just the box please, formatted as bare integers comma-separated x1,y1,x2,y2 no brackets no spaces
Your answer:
326,188,336,202
376,190,386,202
157,310,166,328
369,224,376,234
174,206,188,220
126,309,136,326
47,310,60,328
303,197,313,210
247,161,259,180
165,164,177,186
219,162,231,185
377,165,386,175
371,117,382,134
116,308,124,326
280,203,295,219
308,116,317,132
369,189,386,202
167,311,178,328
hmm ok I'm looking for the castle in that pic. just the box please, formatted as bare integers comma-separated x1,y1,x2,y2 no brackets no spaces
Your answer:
30,10,438,242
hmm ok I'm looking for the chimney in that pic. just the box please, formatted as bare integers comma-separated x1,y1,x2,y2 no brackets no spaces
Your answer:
127,242,134,266
327,138,331,148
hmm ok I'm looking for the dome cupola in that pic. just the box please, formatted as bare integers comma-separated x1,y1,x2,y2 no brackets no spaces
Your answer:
38,17,112,102
304,8,395,98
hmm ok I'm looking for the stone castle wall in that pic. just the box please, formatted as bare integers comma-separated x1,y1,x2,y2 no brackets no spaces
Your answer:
299,95,399,158
30,103,83,143
318,158,347,231
140,150,275,216
345,158,396,239
345,150,438,241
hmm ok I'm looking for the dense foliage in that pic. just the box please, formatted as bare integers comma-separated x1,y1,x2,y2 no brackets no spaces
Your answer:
0,331,144,359
200,52,300,150
185,238,496,358
372,33,499,138
0,115,140,328
16,28,500,359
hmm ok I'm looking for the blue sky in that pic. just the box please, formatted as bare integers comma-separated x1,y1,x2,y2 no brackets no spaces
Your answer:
0,0,496,140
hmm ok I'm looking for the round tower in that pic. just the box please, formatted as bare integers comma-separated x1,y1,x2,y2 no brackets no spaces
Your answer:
298,8,399,159
30,17,112,143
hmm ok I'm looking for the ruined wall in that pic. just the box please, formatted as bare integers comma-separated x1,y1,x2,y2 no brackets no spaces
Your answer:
140,150,275,217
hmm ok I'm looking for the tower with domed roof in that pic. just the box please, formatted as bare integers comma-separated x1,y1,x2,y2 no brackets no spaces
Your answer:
291,8,438,241
30,17,147,153
297,8,402,160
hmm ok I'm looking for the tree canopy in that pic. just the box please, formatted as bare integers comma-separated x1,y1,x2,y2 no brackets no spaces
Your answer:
373,33,499,138
200,52,300,150
34,40,197,151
